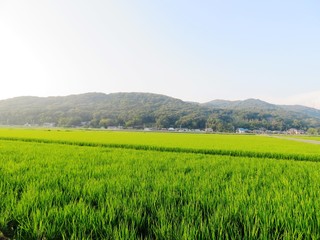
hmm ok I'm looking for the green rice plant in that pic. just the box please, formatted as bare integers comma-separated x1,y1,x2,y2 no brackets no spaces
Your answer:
0,135,319,162
1,139,320,239
0,128,320,157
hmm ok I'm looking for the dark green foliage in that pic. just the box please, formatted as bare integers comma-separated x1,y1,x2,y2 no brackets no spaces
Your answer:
204,98,320,130
0,93,320,130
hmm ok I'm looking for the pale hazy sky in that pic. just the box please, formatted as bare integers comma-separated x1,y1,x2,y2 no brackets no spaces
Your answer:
1,1,320,108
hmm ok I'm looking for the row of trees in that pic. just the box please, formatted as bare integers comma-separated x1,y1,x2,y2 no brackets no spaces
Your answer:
0,108,314,132
24,109,310,132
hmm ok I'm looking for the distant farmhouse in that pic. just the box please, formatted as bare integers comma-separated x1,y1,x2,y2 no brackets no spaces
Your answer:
236,128,250,134
287,128,305,135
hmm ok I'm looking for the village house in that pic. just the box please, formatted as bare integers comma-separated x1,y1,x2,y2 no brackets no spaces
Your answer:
236,128,249,134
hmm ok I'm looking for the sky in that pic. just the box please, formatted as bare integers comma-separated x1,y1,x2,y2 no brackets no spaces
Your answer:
1,1,320,108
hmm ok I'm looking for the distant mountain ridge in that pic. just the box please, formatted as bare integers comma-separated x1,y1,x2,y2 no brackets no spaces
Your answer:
0,92,319,131
203,98,278,110
203,98,320,119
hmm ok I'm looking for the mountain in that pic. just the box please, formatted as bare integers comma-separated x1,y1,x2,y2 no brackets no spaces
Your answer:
204,98,320,120
280,105,320,119
279,91,320,110
0,92,209,129
204,98,320,130
204,99,278,110
0,92,320,131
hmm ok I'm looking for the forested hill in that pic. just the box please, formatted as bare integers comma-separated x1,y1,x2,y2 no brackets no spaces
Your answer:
0,92,320,131
204,98,320,117
204,99,278,110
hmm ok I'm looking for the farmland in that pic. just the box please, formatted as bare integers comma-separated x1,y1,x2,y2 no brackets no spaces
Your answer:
281,135,320,142
1,129,320,239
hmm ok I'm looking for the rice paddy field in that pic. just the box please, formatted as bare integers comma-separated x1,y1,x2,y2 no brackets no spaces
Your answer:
1,128,320,239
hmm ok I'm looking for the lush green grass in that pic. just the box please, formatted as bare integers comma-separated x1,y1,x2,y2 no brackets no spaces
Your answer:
1,129,320,239
0,128,320,161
